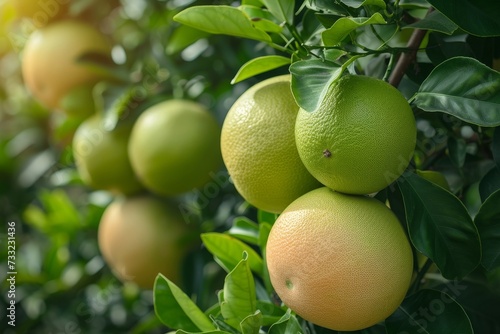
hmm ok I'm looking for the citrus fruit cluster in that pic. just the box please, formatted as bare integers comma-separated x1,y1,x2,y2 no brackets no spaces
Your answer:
221,74,417,330
20,18,221,289
71,100,221,288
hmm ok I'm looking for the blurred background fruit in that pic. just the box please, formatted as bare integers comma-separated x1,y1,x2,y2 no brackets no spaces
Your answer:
128,99,222,196
97,194,199,289
21,19,112,109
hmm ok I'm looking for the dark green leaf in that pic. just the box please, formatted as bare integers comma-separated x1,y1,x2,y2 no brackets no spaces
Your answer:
397,172,481,279
426,0,500,36
479,166,500,202
385,289,473,334
173,6,271,42
404,10,458,35
231,55,290,84
493,127,500,166
305,0,350,16
447,137,467,168
474,189,500,270
261,0,295,25
321,13,386,46
340,0,386,9
154,275,215,332
425,34,474,66
290,59,343,112
338,324,386,333
411,57,500,127
220,253,257,329
434,280,500,334
268,309,303,334
201,233,264,276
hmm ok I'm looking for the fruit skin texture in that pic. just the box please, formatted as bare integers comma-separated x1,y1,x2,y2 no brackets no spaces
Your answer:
266,187,414,331
22,20,111,109
221,75,321,214
98,195,197,289
72,115,143,195
128,99,222,196
295,75,416,195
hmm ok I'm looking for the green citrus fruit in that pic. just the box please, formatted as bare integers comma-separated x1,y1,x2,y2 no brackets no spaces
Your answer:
72,115,143,195
295,75,416,195
21,20,111,109
128,99,222,196
266,187,414,331
221,75,321,213
98,195,198,289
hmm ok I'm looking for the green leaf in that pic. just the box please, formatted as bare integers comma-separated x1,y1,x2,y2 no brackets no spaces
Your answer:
268,309,303,334
176,331,232,334
201,233,264,275
447,137,467,168
474,189,500,271
341,0,386,9
231,55,290,84
479,166,500,202
493,127,500,166
239,6,283,33
434,280,500,333
321,13,387,46
385,289,473,334
426,0,500,36
227,217,260,245
166,25,210,55
258,222,273,294
154,275,216,332
397,172,481,279
256,301,287,326
404,10,458,35
173,6,271,42
289,59,343,112
240,310,263,334
411,57,500,127
257,210,279,225
220,253,257,329
261,0,295,25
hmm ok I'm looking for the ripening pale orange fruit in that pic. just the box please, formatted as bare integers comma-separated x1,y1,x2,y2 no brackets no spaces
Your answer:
295,75,416,195
22,20,111,109
98,195,198,289
221,75,321,213
266,187,414,331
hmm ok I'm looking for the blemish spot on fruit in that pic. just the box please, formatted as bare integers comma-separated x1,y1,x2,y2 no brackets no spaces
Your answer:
285,279,293,290
323,149,331,158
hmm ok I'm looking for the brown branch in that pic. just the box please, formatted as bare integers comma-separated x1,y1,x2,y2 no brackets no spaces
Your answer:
388,8,434,88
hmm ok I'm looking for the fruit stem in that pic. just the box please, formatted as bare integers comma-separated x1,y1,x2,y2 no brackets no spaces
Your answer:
388,7,434,88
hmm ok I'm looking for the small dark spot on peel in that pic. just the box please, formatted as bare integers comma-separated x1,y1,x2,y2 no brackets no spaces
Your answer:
323,149,331,158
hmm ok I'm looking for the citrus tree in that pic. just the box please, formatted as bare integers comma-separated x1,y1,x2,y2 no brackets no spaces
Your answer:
150,1,500,333
1,0,499,333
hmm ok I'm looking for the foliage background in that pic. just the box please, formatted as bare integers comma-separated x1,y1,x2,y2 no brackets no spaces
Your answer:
0,0,500,333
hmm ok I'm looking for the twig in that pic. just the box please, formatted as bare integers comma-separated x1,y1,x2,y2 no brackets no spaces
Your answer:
388,8,434,88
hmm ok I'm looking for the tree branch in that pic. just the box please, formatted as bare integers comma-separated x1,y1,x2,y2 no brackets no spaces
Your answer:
388,8,434,88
